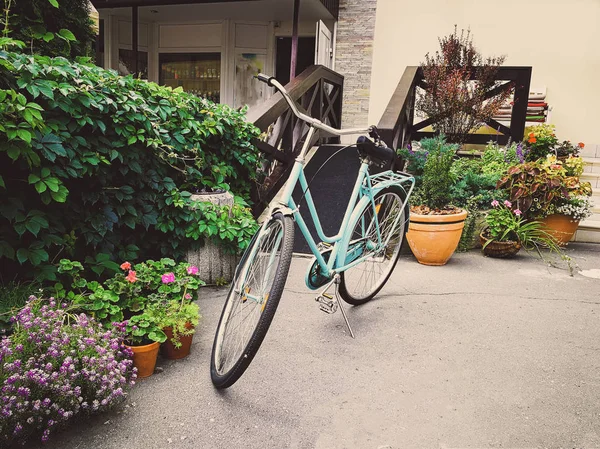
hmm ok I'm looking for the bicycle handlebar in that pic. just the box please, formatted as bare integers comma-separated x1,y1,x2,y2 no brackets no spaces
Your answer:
254,74,372,137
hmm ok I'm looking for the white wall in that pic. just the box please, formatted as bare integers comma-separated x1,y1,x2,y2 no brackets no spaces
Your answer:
369,0,600,144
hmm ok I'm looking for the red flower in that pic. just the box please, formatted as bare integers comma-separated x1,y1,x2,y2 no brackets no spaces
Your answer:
120,262,131,271
578,142,585,148
125,270,137,283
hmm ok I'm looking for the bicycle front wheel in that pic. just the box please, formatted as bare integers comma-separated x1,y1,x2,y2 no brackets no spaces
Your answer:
338,186,408,305
210,212,294,389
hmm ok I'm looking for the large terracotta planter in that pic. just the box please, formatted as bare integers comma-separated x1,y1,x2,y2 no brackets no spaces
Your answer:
161,323,195,360
540,214,579,246
127,341,160,378
406,209,468,266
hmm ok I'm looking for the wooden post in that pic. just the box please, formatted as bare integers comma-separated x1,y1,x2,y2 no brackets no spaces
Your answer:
290,0,300,79
132,6,138,75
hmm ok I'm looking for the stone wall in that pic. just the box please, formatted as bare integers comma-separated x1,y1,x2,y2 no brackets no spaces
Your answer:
334,0,378,131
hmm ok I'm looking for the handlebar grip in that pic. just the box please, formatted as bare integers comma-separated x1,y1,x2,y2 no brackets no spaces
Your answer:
255,73,275,86
356,136,396,166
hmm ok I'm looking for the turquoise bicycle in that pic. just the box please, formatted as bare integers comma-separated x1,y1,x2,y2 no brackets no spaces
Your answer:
210,74,415,389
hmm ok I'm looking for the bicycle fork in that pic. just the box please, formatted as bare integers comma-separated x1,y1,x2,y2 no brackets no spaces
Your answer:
315,274,355,339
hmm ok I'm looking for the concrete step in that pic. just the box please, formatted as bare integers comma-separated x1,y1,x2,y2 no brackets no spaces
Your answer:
574,215,600,244
581,172,600,189
579,143,599,159
583,157,600,174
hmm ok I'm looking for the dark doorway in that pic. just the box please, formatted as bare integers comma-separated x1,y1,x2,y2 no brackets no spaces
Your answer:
275,37,316,85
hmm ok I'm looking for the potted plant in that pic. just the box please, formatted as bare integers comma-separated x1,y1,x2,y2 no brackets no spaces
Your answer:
405,136,468,265
416,27,512,144
157,300,200,360
124,310,167,379
146,264,203,359
497,157,593,246
480,199,550,257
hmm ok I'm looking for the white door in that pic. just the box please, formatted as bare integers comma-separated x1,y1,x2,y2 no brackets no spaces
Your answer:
315,20,333,69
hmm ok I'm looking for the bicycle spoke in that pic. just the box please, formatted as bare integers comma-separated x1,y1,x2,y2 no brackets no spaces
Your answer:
342,191,406,301
215,220,284,375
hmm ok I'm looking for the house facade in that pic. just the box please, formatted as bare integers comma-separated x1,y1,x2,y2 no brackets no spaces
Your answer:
93,0,599,145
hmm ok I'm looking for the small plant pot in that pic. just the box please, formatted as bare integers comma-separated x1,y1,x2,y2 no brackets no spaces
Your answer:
479,232,522,258
127,341,160,378
540,214,580,246
161,323,195,360
406,209,468,266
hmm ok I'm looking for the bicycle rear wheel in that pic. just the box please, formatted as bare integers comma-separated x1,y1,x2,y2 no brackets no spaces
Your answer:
210,212,294,389
338,186,408,305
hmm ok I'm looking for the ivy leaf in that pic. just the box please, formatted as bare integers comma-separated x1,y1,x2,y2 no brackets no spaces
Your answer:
16,129,32,144
0,241,15,260
58,29,76,42
48,0,59,7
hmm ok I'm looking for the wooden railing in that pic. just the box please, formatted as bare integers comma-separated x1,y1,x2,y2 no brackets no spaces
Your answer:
377,66,533,149
247,64,344,215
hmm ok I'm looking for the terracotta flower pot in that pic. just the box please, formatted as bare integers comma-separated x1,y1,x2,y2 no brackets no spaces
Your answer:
127,341,160,379
540,214,579,246
161,323,194,360
479,232,521,258
406,209,468,266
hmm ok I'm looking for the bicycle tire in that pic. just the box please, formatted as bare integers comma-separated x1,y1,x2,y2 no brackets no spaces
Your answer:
210,212,294,389
338,186,409,306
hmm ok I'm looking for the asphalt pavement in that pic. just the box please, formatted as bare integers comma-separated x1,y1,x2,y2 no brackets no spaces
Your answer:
38,243,600,449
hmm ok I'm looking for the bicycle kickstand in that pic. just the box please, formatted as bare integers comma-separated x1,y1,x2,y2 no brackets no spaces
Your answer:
315,274,355,339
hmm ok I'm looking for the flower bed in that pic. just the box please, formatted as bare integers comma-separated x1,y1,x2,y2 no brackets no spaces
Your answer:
0,298,136,445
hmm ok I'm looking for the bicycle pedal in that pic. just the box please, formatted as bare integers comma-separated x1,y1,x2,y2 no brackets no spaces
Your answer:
315,295,338,314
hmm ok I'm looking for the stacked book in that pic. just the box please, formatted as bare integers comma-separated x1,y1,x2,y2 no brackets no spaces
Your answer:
491,87,551,124
526,88,548,123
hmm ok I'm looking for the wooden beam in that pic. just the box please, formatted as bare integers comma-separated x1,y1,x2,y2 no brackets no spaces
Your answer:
290,0,300,79
92,0,258,8
132,6,138,75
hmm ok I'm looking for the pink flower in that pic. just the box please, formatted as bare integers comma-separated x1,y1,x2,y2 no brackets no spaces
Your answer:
161,272,175,284
491,200,499,207
184,293,192,300
514,209,522,216
187,266,199,275
504,200,512,208
120,262,131,271
125,271,137,283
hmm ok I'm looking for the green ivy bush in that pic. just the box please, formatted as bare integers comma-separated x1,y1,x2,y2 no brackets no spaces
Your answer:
0,50,262,281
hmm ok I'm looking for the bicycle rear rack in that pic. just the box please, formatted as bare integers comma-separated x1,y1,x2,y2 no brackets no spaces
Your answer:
365,170,415,191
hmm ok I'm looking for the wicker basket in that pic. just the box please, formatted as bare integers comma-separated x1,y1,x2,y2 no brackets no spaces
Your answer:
479,232,521,258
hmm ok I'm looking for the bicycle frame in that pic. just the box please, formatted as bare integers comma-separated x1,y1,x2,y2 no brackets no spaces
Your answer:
242,77,415,293
269,126,414,285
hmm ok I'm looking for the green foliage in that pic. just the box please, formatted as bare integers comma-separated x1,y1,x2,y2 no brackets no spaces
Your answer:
150,300,200,348
482,201,568,268
496,162,588,219
0,51,262,280
0,282,42,332
53,258,205,330
481,141,526,175
524,124,559,161
1,0,95,59
419,136,458,209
